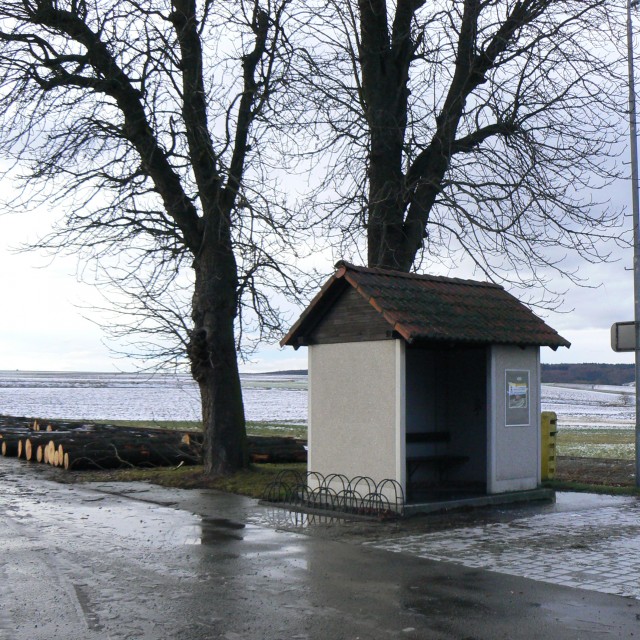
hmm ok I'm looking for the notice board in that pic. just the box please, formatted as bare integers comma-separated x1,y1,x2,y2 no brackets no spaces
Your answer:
505,369,530,426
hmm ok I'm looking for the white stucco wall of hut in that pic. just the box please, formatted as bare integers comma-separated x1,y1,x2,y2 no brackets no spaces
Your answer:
308,340,405,488
487,345,541,493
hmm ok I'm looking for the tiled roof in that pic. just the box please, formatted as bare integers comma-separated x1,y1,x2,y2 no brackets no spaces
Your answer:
281,261,570,349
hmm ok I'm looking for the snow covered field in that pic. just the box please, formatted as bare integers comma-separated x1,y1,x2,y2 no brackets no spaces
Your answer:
542,384,634,430
0,371,308,424
0,372,634,457
541,384,635,459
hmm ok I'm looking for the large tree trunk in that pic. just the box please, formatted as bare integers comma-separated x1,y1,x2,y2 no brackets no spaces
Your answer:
189,243,248,476
366,126,407,271
362,1,552,274
359,0,415,273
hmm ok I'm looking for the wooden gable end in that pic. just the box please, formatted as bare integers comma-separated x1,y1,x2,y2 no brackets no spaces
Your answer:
308,287,393,345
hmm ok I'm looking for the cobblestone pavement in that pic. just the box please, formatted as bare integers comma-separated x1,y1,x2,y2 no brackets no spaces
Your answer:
368,493,640,599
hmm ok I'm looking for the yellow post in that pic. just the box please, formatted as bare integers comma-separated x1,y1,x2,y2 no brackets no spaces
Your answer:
541,411,558,480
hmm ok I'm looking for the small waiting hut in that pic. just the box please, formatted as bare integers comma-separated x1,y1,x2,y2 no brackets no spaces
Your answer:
281,261,570,508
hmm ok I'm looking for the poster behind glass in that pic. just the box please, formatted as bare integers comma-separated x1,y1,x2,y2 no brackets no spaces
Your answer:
505,370,530,426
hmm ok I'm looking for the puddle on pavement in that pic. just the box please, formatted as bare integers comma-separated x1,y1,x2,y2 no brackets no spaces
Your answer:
0,462,310,553
4,485,253,548
109,510,252,546
554,491,637,511
402,592,491,617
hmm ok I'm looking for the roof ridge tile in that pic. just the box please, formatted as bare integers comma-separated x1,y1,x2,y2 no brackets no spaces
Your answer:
335,260,503,289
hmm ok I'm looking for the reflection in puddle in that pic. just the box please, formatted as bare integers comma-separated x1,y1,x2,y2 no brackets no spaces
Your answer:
197,518,245,545
205,517,246,530
146,515,248,546
260,507,344,531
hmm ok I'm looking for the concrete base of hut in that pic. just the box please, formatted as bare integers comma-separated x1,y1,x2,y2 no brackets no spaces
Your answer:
404,487,555,516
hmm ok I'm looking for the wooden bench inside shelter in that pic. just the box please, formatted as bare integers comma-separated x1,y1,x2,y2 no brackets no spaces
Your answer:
405,431,470,501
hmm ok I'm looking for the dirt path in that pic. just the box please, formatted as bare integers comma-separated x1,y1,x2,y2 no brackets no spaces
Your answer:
556,456,636,486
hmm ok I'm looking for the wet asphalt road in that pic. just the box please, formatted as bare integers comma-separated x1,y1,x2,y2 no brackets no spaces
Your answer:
1,458,640,640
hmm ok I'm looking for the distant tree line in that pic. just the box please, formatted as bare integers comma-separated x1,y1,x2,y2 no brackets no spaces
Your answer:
542,364,634,386
272,365,635,386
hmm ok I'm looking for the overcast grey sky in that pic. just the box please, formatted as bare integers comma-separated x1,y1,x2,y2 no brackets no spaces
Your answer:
0,2,635,374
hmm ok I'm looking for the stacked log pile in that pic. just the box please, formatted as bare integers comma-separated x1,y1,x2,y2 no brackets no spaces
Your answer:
0,417,203,471
0,416,307,471
247,436,307,463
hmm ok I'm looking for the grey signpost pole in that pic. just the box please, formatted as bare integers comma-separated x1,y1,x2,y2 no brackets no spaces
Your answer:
628,0,640,487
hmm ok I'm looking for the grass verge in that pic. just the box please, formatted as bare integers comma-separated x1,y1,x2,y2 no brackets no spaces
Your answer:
96,419,307,439
54,423,639,499
557,428,634,460
246,421,307,439
63,462,307,499
95,419,202,432
542,479,640,496
62,459,639,500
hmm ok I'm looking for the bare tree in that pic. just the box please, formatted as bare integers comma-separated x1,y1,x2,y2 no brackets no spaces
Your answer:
295,0,629,303
0,0,303,475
